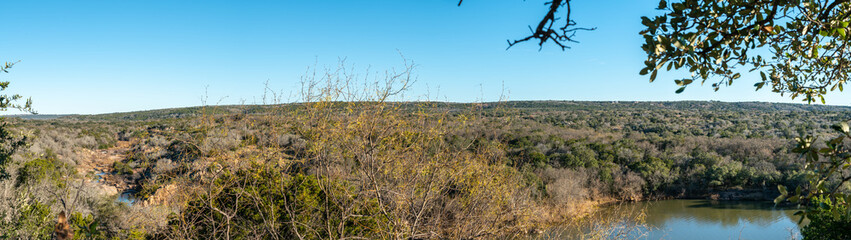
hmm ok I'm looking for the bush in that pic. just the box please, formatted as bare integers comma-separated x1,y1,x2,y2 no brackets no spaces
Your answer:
166,140,201,162
801,196,851,240
16,153,72,188
0,200,52,239
113,161,133,175
169,163,382,239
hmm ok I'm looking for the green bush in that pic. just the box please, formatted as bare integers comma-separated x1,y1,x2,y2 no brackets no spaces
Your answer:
170,163,382,239
802,196,851,240
97,143,114,149
16,152,72,188
1,199,52,239
70,212,106,239
113,161,133,175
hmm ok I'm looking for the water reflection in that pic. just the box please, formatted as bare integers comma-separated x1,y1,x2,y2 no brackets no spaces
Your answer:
604,200,803,240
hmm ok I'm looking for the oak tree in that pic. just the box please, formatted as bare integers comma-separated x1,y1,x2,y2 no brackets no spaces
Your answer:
640,0,851,103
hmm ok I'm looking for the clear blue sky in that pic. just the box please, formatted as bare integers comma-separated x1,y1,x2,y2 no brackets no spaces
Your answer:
3,0,851,114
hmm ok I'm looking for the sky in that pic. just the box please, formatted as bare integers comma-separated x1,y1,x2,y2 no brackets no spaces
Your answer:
3,0,851,114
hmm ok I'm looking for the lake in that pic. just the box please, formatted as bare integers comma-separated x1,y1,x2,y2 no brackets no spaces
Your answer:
605,199,803,240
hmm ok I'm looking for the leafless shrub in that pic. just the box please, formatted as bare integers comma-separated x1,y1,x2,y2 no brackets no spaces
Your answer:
146,135,170,148
200,129,241,154
541,203,650,240
612,169,645,201
540,168,590,205
153,158,176,174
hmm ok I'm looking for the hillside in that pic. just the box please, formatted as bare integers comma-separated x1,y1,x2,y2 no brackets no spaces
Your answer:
54,100,851,120
2,100,848,238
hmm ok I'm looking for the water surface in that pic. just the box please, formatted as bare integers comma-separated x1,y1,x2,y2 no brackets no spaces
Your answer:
608,199,802,240
118,190,139,205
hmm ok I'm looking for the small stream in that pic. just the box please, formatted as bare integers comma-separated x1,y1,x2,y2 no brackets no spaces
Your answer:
94,171,139,205
118,190,139,204
94,172,106,183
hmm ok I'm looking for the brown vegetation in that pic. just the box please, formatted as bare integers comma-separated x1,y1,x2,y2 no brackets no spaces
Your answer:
2,63,848,238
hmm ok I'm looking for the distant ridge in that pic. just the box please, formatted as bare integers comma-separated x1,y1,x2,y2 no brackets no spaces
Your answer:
4,114,70,120
501,100,851,112
37,101,851,121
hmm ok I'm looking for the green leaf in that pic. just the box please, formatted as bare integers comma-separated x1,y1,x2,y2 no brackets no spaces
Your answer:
832,122,850,134
788,195,799,203
838,28,846,38
774,195,786,204
641,16,652,27
675,86,685,93
755,82,765,91
650,70,658,82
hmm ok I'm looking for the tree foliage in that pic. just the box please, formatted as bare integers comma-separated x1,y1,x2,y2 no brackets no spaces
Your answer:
0,62,33,112
0,61,33,178
640,0,851,103
776,121,851,238
486,0,851,103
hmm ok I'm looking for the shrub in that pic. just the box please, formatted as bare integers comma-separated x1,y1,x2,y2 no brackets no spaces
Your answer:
169,163,383,239
801,196,851,240
113,161,133,175
1,199,52,239
165,140,201,162
16,153,72,188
